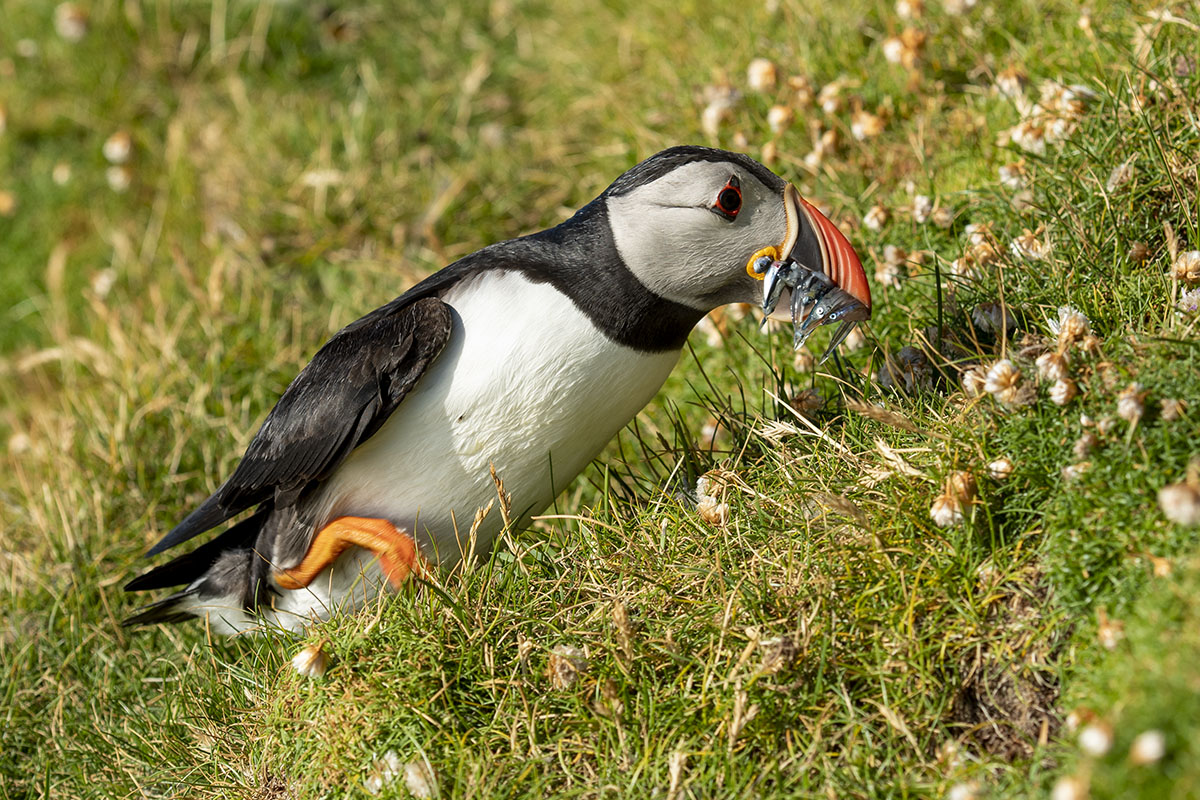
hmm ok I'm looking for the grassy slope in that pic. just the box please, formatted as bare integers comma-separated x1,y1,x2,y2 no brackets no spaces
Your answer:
2,1,1199,797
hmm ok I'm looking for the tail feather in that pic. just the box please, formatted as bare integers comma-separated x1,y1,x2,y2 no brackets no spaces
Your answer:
126,507,270,592
120,590,201,627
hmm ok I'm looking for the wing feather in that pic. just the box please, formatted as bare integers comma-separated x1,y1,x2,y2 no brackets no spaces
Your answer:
147,297,452,556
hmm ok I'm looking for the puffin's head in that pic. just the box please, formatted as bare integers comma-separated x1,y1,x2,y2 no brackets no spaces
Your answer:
604,146,871,323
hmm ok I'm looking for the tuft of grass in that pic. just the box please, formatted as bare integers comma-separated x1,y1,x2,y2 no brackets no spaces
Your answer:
3,1,1200,798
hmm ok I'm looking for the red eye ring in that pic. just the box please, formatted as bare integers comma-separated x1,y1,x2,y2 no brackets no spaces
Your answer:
714,178,742,218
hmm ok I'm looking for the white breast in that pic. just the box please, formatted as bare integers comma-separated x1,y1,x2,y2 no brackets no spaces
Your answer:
299,269,677,567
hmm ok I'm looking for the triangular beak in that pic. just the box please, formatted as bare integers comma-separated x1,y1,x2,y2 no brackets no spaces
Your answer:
782,184,872,313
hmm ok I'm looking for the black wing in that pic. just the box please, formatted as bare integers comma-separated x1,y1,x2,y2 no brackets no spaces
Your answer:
146,296,453,556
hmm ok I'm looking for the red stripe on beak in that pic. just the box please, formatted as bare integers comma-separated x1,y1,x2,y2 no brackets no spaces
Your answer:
797,197,872,312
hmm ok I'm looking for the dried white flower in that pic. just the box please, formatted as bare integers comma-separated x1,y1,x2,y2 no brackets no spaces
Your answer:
1105,159,1135,192
942,0,977,14
1178,287,1200,314
931,206,954,229
106,165,132,193
851,109,885,140
1036,351,1070,382
698,495,730,525
947,781,980,800
1078,722,1113,757
842,326,866,352
998,161,1028,190
863,205,889,232
1049,378,1078,406
881,36,907,65
52,162,72,185
103,131,132,165
896,0,924,18
90,268,117,299
961,365,987,397
766,104,793,135
1050,775,1089,800
817,82,844,115
0,191,15,218
984,359,1021,401
1097,609,1123,649
1049,305,1092,348
950,253,975,278
987,457,1014,480
793,348,814,372
912,194,933,223
365,751,403,795
1008,119,1047,155
875,260,903,289
1097,416,1117,436
291,642,331,679
700,86,739,138
1158,482,1200,525
1062,461,1090,482
1073,432,1098,460
1161,398,1186,421
1117,382,1147,425
930,494,964,527
1129,730,1167,765
1171,251,1200,285
54,3,88,42
404,760,438,798
747,58,778,92
995,66,1028,100
1010,228,1050,261
547,644,587,689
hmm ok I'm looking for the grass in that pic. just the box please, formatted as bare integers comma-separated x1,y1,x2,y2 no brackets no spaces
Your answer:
2,0,1200,797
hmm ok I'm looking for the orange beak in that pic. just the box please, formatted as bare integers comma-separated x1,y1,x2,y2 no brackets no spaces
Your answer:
782,185,872,312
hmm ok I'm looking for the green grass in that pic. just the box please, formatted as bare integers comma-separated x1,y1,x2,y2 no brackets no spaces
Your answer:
3,0,1200,797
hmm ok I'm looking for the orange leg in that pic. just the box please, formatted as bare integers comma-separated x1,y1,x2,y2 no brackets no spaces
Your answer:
274,516,422,591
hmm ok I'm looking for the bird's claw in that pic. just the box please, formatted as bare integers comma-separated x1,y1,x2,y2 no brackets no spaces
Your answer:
760,257,869,363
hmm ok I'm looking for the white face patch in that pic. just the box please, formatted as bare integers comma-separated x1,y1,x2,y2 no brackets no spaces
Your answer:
606,160,789,310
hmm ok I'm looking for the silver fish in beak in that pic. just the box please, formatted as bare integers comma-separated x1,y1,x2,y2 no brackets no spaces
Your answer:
750,185,872,363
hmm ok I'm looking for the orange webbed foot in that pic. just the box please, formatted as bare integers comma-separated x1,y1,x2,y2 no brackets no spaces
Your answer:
274,516,422,591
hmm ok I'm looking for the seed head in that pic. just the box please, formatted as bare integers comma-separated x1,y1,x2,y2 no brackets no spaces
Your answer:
291,642,331,679
1158,481,1200,526
697,495,730,525
1160,398,1186,421
1097,608,1123,650
1129,730,1167,765
817,82,844,115
995,66,1028,100
1062,461,1090,482
1073,432,1098,460
1010,228,1050,261
1105,159,1135,192
1036,350,1070,382
998,161,1028,190
896,0,924,18
103,131,132,165
961,365,987,397
766,105,793,135
787,75,815,107
747,58,778,92
1171,251,1200,285
546,644,587,690
1049,378,1078,406
931,206,954,229
1078,721,1113,757
1116,382,1147,424
987,457,1014,480
1128,241,1150,262
1050,775,1088,800
930,494,964,528
52,163,72,185
984,359,1022,402
106,165,132,193
851,109,885,141
1049,305,1092,348
54,3,88,42
863,205,890,232
404,761,438,798
947,782,980,800
912,194,933,224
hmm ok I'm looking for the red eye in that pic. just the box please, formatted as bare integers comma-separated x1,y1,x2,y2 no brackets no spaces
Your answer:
714,178,742,218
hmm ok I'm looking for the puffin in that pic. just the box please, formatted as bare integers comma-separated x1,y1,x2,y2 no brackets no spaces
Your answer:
123,146,871,634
